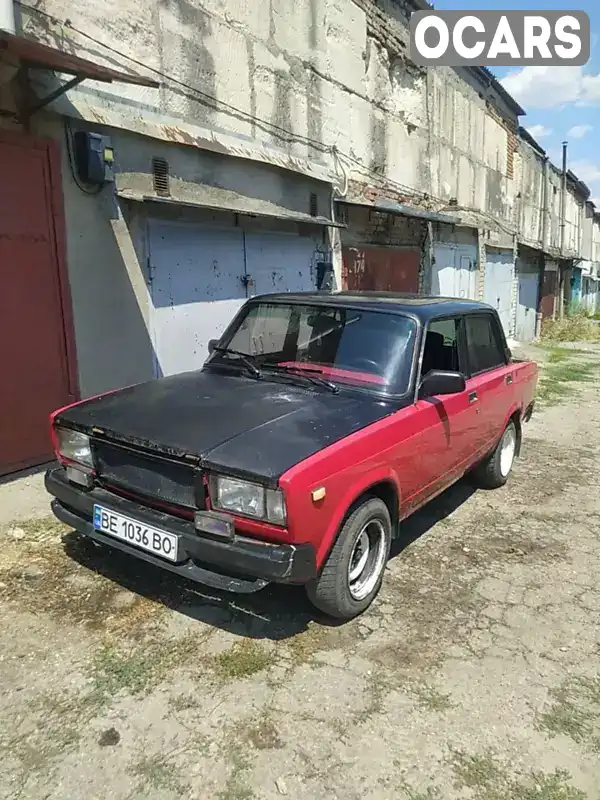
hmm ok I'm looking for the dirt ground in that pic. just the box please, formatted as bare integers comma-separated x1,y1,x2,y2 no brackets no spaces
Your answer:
1,342,600,800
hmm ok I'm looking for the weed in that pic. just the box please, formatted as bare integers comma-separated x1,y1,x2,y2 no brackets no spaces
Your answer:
537,354,597,407
213,640,274,682
130,752,189,794
414,685,453,712
536,674,600,752
285,623,330,664
92,632,207,699
218,749,255,800
452,750,586,800
541,312,600,344
398,785,442,800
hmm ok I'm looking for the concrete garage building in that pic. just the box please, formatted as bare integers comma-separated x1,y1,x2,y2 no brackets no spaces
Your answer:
1,0,600,476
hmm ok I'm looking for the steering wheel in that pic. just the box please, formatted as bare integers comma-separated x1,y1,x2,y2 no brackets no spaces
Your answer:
348,356,382,373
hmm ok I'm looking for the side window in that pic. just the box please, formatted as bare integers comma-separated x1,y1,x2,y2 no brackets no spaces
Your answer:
465,314,506,375
421,318,460,376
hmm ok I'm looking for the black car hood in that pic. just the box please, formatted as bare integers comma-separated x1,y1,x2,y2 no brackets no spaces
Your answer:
58,370,401,484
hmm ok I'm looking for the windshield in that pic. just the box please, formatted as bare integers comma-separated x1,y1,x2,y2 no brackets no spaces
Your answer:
208,301,417,395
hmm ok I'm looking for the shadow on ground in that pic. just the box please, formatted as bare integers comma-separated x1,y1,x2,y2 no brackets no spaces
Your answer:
62,479,477,641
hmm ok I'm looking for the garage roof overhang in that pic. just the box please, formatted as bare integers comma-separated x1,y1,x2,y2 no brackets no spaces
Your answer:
0,30,158,121
117,188,346,228
335,198,461,226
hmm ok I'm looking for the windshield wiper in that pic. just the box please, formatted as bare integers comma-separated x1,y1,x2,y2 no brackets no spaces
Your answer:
262,363,340,394
212,347,262,379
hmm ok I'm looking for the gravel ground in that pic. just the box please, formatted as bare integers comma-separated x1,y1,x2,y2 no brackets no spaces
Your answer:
1,342,599,800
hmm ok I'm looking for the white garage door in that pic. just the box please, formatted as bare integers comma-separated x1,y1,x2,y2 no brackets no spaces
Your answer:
432,244,477,299
515,267,539,342
484,249,515,338
148,221,321,377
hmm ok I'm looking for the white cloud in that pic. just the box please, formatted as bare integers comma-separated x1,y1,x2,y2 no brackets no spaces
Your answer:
501,66,600,109
568,124,593,139
526,124,552,138
569,160,600,185
591,197,600,208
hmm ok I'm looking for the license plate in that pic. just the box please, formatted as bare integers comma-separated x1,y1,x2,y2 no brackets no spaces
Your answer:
93,505,179,562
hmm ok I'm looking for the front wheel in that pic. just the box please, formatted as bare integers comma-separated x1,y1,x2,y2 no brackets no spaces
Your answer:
471,420,518,489
306,497,392,620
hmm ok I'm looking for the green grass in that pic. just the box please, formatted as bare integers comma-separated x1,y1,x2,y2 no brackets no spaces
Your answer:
536,350,598,407
452,751,586,800
541,311,600,344
412,685,454,713
213,640,274,682
91,632,206,699
536,674,600,752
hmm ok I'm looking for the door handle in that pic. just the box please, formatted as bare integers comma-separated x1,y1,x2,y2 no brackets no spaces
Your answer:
506,374,513,385
468,391,478,403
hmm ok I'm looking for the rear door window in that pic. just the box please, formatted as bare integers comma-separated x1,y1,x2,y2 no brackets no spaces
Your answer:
421,317,461,375
464,314,507,375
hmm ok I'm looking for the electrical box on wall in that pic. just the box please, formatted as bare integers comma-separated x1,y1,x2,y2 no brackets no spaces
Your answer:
316,261,334,291
73,131,115,185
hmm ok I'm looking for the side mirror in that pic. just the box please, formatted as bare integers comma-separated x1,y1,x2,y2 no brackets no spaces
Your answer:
208,339,218,355
419,370,466,399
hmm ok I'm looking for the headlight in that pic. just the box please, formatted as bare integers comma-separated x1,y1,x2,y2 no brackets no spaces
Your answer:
56,427,93,469
211,475,287,525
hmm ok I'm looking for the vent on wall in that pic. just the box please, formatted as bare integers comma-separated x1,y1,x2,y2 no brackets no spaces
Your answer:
152,157,170,197
309,192,318,217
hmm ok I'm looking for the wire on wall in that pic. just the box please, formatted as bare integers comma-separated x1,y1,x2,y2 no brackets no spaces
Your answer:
17,0,520,231
63,118,103,195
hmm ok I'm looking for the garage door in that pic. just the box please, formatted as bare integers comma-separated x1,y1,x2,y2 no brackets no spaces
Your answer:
484,249,515,338
342,247,420,292
432,244,477,299
245,230,320,296
148,222,320,376
515,264,539,342
0,134,75,476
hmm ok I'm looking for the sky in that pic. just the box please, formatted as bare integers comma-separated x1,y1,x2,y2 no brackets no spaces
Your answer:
430,0,600,204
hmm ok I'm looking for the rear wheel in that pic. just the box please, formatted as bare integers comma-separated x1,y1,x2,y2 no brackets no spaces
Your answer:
471,420,517,489
306,497,392,620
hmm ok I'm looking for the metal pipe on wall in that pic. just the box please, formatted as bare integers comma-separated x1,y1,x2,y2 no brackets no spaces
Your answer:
559,141,568,256
0,0,15,33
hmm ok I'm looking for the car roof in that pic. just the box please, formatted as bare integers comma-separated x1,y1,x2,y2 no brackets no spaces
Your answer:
249,291,495,322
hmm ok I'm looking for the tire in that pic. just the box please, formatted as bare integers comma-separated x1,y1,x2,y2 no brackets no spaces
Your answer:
306,497,392,621
471,420,518,490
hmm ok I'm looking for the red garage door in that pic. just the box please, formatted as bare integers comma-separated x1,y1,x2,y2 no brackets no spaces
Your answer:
0,133,77,476
342,246,420,292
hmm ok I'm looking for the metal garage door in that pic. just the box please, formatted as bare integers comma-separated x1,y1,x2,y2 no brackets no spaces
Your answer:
148,222,320,376
342,247,420,292
244,230,320,296
148,221,247,376
484,249,515,338
432,244,477,299
515,267,539,342
0,134,75,476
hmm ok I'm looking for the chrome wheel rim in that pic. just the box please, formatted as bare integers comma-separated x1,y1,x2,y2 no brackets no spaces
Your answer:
499,426,516,477
347,520,387,601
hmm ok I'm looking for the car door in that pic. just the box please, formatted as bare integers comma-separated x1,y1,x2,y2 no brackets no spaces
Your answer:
463,312,514,457
405,316,477,508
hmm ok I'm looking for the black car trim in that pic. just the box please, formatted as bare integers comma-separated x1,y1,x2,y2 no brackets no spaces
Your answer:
45,468,317,591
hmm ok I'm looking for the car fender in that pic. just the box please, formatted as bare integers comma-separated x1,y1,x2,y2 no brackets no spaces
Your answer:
314,465,402,567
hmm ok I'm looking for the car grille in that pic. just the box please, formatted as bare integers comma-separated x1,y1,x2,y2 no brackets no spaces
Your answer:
93,440,200,510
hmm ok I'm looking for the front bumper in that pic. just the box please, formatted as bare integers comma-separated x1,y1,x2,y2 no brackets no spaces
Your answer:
45,468,316,594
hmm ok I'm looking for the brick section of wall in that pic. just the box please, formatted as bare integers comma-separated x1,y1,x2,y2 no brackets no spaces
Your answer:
486,101,518,180
350,0,412,59
342,202,424,248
